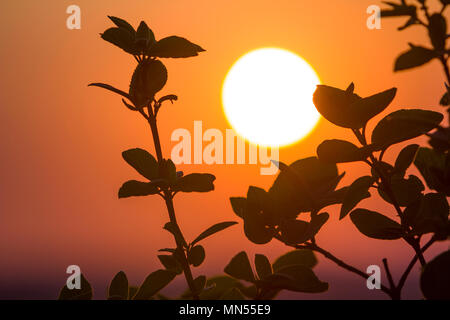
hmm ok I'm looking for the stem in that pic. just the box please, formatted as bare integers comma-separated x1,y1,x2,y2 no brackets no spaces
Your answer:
352,128,427,266
146,104,199,300
397,236,436,293
296,243,393,298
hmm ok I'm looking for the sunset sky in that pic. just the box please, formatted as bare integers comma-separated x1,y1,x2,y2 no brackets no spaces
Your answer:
0,0,447,299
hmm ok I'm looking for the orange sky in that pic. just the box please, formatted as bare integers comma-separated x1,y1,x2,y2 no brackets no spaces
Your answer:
0,0,447,299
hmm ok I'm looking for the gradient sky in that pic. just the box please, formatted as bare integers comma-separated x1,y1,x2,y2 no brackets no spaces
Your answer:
0,0,448,299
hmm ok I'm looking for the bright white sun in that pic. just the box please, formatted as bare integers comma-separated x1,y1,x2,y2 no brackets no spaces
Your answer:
222,48,321,147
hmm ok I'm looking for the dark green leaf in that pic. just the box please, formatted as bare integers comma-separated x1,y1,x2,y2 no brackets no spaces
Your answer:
255,254,272,280
272,250,317,272
188,245,205,267
118,180,159,198
173,173,216,193
129,60,167,108
230,197,246,218
394,45,437,71
101,27,138,55
191,221,237,246
224,251,255,282
371,109,443,147
122,148,158,181
421,250,450,300
133,270,176,300
108,271,129,300
317,139,369,163
350,209,403,240
340,176,374,220
58,274,92,300
394,144,419,176
149,36,205,58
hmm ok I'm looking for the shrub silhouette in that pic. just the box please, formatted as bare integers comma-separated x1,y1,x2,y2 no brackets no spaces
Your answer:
60,0,450,300
59,16,325,300
229,0,450,300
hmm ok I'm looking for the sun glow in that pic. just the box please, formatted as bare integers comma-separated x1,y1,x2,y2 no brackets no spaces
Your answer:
222,48,321,147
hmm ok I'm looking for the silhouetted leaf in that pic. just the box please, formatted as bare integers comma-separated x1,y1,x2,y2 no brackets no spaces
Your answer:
158,255,182,274
261,265,328,293
188,245,205,267
158,94,178,105
313,84,396,128
224,251,255,282
428,14,447,51
122,148,158,181
378,175,424,207
101,27,138,55
164,222,188,248
340,176,374,220
129,60,167,107
244,215,274,245
108,271,129,300
58,274,93,300
414,147,450,195
128,286,138,299
272,250,317,272
350,209,403,240
280,219,310,245
394,45,437,71
135,21,155,52
269,157,338,216
118,180,159,198
230,197,246,218
199,276,243,300
191,221,238,246
317,140,369,163
440,92,449,106
148,36,205,58
220,287,246,300
409,193,449,236
381,3,416,17
421,250,450,300
193,276,207,295
308,212,329,238
133,270,177,300
371,109,443,147
255,254,272,280
394,144,419,176
173,173,216,193
108,16,135,35
88,83,131,100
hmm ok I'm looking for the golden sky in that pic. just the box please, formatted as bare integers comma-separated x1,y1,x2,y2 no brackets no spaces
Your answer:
0,0,447,299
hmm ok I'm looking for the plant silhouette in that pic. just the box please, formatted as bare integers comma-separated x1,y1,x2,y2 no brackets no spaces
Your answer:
60,1,449,300
59,16,325,300
228,0,450,300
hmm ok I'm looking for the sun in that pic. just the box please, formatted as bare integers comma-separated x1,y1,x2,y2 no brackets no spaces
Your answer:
222,48,321,147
